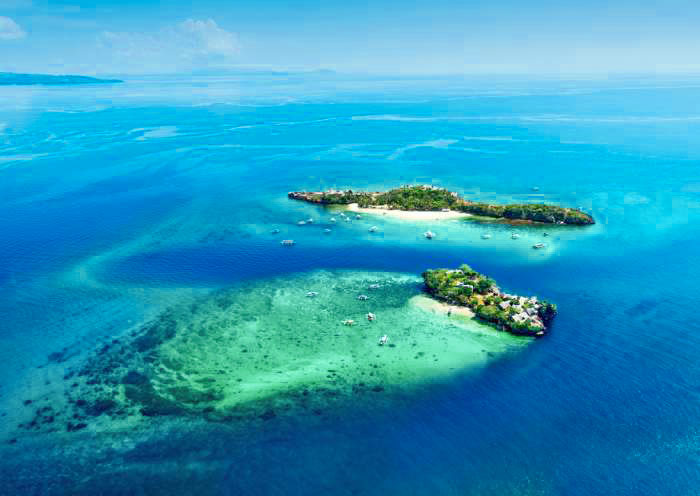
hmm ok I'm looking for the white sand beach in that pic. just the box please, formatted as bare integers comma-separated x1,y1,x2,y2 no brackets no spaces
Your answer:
345,203,471,221
409,294,475,318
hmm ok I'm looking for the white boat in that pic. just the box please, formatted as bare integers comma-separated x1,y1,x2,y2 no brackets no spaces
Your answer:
368,284,381,290
307,218,314,223
357,294,369,301
330,217,337,223
379,335,388,345
533,243,546,249
367,312,376,321
324,228,332,234
368,226,378,233
511,233,520,239
481,233,492,239
355,214,361,220
306,291,318,297
424,230,436,239
280,239,295,246
297,220,306,226
342,319,355,326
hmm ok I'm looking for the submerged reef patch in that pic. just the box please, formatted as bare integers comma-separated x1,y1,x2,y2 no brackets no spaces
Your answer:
13,270,525,436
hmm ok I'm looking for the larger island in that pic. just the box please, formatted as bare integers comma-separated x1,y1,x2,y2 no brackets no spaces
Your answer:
423,264,557,336
289,185,594,225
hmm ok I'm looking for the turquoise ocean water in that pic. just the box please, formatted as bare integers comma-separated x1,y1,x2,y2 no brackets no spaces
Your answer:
0,74,699,494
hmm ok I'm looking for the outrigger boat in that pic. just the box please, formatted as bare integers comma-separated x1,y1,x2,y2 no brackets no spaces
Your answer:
379,335,388,345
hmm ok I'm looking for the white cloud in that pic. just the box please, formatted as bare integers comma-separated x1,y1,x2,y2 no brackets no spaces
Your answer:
179,19,239,58
96,19,239,73
0,16,26,40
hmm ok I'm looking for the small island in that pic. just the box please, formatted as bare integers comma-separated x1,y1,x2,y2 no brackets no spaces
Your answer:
288,185,594,225
423,264,557,336
0,72,123,86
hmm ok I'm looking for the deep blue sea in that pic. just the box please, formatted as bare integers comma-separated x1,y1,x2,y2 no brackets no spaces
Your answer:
1,74,699,495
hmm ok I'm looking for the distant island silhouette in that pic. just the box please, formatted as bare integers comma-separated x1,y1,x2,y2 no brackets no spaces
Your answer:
0,72,123,86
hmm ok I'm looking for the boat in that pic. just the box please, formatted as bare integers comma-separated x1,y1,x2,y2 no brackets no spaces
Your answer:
532,186,540,191
379,335,388,345
368,284,381,290
307,218,314,223
306,291,318,297
355,214,361,220
342,319,355,326
297,220,306,226
368,226,378,233
344,217,351,222
543,232,549,237
280,239,295,246
367,312,376,321
357,294,369,301
511,233,520,239
424,230,436,239
330,217,337,223
533,243,546,249
271,228,281,234
324,228,332,234
481,233,492,239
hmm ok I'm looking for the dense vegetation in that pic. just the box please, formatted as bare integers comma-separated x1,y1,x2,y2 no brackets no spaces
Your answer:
288,185,594,225
423,264,557,336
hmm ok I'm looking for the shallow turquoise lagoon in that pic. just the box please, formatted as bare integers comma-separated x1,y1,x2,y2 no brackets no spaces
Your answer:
0,74,699,495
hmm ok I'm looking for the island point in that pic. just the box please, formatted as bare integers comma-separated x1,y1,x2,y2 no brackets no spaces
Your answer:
288,185,594,225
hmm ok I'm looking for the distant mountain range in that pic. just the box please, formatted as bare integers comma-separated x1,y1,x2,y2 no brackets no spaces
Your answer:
0,73,123,86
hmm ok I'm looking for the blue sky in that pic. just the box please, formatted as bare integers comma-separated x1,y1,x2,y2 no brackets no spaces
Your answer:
1,0,700,75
